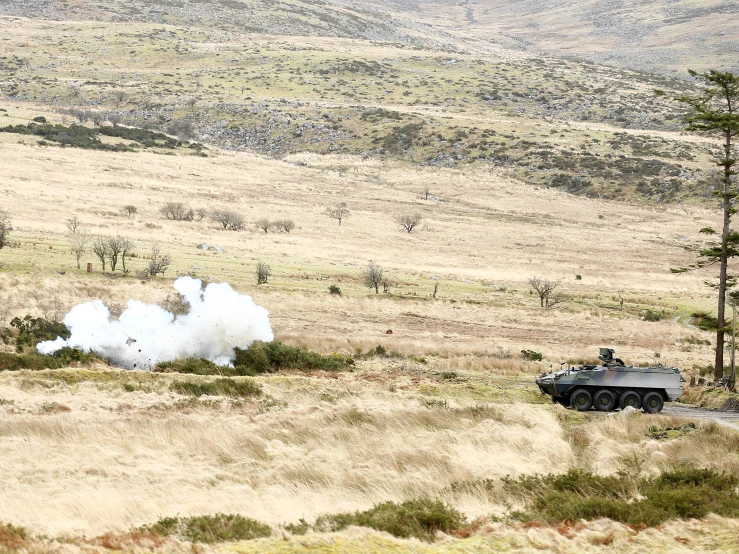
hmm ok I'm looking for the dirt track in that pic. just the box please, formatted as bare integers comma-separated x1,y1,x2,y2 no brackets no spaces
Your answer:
661,404,739,431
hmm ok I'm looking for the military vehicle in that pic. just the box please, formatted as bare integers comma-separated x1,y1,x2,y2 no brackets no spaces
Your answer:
535,348,684,413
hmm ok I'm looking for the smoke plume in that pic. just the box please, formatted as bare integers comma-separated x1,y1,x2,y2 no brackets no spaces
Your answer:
37,277,274,369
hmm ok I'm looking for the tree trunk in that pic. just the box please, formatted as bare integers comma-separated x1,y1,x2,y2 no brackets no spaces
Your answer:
716,129,733,380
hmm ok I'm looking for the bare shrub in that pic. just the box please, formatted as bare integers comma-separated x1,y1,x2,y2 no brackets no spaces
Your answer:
396,213,423,233
211,209,244,230
0,210,11,249
120,237,135,273
65,216,81,234
274,219,295,233
91,236,110,271
122,205,138,218
148,244,171,276
160,202,193,221
256,219,272,233
160,292,190,316
107,235,125,271
528,276,564,308
195,208,207,221
326,202,350,226
166,119,194,141
106,113,122,126
256,261,271,285
69,228,90,269
363,261,383,294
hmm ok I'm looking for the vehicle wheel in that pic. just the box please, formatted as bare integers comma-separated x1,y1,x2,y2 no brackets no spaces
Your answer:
594,389,616,412
642,392,664,414
570,389,592,411
619,390,641,410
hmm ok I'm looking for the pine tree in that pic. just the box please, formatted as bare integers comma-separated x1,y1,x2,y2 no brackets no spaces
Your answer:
664,71,739,381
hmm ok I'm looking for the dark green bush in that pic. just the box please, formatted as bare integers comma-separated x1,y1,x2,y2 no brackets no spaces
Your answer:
156,342,353,375
508,468,739,527
169,378,262,398
234,341,352,373
521,349,543,361
140,514,271,543
328,284,341,295
644,310,664,322
0,352,65,371
314,499,465,542
10,316,70,349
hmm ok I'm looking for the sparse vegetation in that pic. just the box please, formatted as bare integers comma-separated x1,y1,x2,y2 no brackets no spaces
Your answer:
0,211,11,249
170,378,262,398
256,261,271,284
396,213,422,233
139,514,271,543
314,499,465,542
363,261,383,294
507,468,739,527
211,209,244,230
160,202,194,221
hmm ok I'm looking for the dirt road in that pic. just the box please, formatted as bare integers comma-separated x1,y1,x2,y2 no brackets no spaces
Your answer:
661,404,739,431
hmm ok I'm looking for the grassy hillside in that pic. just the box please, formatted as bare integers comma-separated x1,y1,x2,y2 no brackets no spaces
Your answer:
0,17,721,202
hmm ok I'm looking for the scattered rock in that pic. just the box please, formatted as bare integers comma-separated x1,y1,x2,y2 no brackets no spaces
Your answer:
619,406,639,417
197,243,225,253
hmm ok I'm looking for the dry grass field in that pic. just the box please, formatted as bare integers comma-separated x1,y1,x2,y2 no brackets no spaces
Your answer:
1,100,737,550
1,3,739,552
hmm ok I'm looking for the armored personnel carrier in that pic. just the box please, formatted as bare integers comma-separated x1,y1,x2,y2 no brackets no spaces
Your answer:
535,348,684,413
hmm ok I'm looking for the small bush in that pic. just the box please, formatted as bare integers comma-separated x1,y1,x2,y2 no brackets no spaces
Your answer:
10,316,70,349
644,310,664,322
575,274,582,280
314,499,465,542
521,349,543,361
140,514,271,544
169,378,262,398
0,522,29,550
508,468,739,527
234,341,352,373
0,352,65,371
328,284,341,295
32,116,47,123
157,358,221,374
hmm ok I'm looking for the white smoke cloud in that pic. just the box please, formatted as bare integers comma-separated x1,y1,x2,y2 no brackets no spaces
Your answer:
37,277,274,369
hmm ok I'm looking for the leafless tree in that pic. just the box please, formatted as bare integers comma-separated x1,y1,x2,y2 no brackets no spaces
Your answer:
274,219,295,233
69,84,83,104
396,213,423,233
363,261,383,294
113,90,127,108
433,281,439,299
195,208,207,221
160,202,193,221
106,113,122,126
186,96,197,113
0,210,12,249
91,111,103,126
256,218,272,233
30,288,65,322
326,202,350,226
120,237,135,273
65,215,81,233
423,186,431,200
92,236,110,271
106,235,126,271
148,244,171,276
122,205,138,218
256,261,271,284
528,276,564,308
211,209,244,230
69,228,90,269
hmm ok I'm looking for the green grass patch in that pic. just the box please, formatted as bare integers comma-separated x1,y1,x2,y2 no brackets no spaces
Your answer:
0,352,65,371
139,514,271,543
157,341,354,375
507,468,739,527
0,122,180,151
169,377,262,398
314,499,465,542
